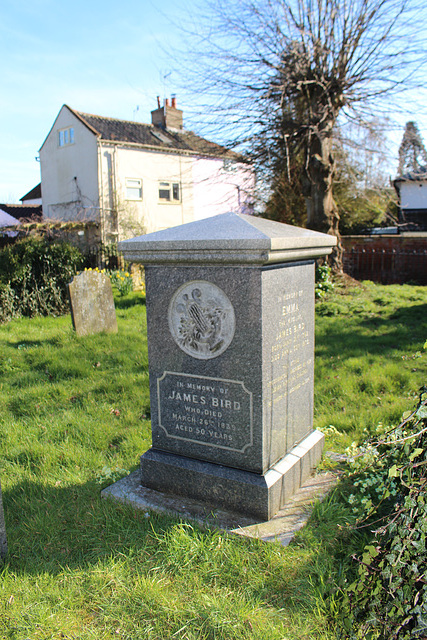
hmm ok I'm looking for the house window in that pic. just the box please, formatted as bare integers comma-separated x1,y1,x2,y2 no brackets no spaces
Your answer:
58,127,74,147
126,178,143,200
159,181,180,202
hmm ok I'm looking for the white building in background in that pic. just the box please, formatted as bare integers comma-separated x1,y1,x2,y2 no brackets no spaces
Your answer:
394,168,427,231
20,184,42,206
0,203,42,237
39,99,255,244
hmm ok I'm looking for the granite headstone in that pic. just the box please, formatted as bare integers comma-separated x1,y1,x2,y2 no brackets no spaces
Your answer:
68,270,118,337
119,213,336,520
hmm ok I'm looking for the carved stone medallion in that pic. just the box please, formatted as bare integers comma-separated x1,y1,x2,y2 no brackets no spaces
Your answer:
168,281,235,359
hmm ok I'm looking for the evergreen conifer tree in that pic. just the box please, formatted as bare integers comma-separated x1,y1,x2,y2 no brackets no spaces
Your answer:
398,121,427,175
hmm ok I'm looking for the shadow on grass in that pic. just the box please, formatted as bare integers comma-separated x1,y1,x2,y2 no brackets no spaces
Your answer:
1,474,176,576
1,473,339,596
5,336,70,350
1,472,350,629
12,340,46,350
316,302,427,359
1,475,348,640
114,295,146,310
387,302,427,327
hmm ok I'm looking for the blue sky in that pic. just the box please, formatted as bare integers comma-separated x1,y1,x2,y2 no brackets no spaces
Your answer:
0,0,190,201
1,0,427,202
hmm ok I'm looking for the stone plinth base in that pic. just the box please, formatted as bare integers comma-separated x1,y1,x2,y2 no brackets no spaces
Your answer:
101,468,337,545
141,430,324,521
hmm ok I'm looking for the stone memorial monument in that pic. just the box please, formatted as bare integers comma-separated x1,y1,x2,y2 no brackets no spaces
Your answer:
68,270,118,337
119,213,336,520
0,480,7,559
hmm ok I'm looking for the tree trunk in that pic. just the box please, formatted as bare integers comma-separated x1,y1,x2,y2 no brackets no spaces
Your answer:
302,128,343,273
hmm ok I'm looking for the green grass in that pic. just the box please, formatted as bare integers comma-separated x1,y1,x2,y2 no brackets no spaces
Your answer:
0,282,426,639
314,280,427,450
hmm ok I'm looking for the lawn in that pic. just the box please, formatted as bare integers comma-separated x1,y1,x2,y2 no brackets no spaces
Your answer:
314,280,427,449
0,282,426,639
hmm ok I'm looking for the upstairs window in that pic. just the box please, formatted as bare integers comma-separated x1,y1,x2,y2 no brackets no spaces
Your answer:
58,127,74,147
159,181,180,202
125,178,143,200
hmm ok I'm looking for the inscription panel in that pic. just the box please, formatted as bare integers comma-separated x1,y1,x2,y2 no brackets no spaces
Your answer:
270,287,313,404
157,372,253,452
262,263,315,462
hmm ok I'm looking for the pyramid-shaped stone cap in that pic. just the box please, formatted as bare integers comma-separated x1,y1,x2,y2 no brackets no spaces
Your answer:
119,212,337,265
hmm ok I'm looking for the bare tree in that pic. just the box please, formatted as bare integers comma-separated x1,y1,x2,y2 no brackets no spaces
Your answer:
177,0,427,269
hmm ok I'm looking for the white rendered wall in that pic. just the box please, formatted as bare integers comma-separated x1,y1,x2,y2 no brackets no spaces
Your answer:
40,107,256,239
192,157,255,221
40,106,99,221
103,146,195,239
22,197,42,205
400,181,427,210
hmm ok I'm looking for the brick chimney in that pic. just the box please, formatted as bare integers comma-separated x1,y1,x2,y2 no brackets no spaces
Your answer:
151,95,183,130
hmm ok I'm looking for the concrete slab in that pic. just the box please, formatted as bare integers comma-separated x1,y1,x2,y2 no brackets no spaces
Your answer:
101,469,337,546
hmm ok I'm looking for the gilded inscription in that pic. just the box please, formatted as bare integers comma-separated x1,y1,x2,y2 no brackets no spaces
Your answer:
269,287,312,403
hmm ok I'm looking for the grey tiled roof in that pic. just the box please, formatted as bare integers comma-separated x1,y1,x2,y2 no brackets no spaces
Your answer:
73,109,238,158
20,183,41,202
0,204,42,220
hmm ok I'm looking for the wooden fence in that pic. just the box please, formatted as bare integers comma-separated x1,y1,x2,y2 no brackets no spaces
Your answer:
343,246,427,285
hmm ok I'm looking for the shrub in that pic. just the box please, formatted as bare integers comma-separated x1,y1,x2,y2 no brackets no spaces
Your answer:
0,237,83,322
338,387,427,639
315,262,334,299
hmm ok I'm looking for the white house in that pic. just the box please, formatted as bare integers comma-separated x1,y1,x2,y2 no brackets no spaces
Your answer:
39,99,255,244
0,208,21,237
20,184,42,206
394,168,427,231
0,203,42,237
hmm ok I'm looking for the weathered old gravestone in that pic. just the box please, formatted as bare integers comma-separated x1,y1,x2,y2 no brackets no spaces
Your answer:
68,270,117,337
0,480,7,559
119,213,336,520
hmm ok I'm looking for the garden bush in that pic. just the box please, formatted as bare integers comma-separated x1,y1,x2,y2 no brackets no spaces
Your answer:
315,262,334,299
337,384,427,639
0,237,83,322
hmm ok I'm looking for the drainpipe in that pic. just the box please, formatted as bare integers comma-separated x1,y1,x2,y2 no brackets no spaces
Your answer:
179,154,184,224
98,141,105,245
112,145,118,241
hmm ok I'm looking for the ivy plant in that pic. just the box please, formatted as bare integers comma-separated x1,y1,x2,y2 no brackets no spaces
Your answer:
338,387,427,639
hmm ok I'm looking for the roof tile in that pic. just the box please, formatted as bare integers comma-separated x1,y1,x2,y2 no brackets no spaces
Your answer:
75,110,238,158
0,204,42,220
